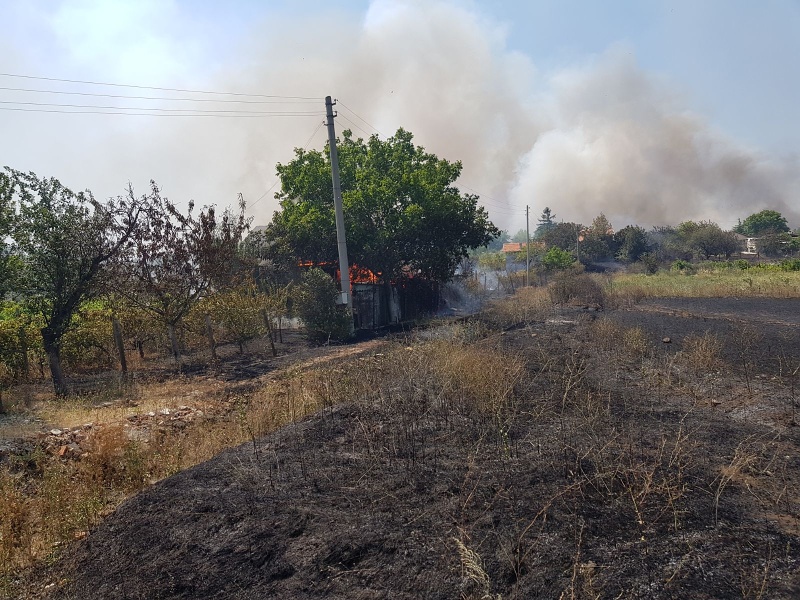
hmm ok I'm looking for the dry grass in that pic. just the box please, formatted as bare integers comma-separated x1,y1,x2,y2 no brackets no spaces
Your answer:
679,331,724,373
0,328,528,584
484,286,552,328
607,270,800,300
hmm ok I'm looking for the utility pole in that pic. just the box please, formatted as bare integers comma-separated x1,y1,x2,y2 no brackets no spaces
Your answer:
324,96,353,324
525,205,530,287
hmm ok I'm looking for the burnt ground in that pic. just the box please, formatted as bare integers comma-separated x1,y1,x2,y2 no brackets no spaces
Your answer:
19,298,800,599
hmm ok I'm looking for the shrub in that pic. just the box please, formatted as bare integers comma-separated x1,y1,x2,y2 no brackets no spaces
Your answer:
295,268,352,343
640,253,659,274
671,259,694,273
549,273,605,308
779,258,800,272
541,247,575,271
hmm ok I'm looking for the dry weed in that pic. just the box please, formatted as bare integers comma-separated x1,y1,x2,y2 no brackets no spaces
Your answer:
680,332,724,373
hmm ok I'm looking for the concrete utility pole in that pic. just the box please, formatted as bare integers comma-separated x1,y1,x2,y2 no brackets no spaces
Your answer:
526,205,530,287
324,96,353,320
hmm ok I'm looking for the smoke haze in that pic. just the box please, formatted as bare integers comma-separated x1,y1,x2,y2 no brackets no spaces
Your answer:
1,0,798,233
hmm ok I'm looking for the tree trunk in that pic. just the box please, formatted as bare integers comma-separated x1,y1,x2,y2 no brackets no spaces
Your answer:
205,315,217,360
0,390,5,414
167,324,180,362
43,338,68,397
112,317,127,374
17,327,29,381
261,309,278,357
137,340,145,359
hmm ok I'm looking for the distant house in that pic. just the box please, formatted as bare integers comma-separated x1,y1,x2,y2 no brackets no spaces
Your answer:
501,241,544,253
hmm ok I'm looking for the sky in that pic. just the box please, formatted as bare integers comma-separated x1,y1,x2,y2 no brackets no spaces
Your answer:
1,0,799,233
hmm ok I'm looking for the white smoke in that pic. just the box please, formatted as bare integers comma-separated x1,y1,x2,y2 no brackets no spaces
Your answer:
2,0,798,233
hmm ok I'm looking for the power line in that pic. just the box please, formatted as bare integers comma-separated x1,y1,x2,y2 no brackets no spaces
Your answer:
336,100,385,137
0,72,322,100
0,85,320,104
335,113,374,139
0,106,324,117
0,99,326,115
250,119,326,208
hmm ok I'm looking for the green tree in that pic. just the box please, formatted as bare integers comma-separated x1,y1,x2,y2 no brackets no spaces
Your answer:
614,225,650,263
295,268,351,343
266,128,499,283
533,207,556,239
2,168,142,395
542,222,582,252
541,246,575,271
678,221,739,259
733,210,789,237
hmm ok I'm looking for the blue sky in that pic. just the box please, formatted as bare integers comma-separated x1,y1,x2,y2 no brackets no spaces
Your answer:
1,0,798,231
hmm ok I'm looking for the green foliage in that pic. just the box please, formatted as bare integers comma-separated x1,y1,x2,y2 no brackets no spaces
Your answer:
59,302,114,371
614,225,650,263
671,259,694,273
640,253,659,274
477,251,507,272
3,168,142,394
734,209,789,236
779,258,800,271
295,269,352,343
758,232,798,257
533,207,556,239
542,222,582,252
266,128,499,283
541,247,575,271
202,282,265,351
676,221,740,260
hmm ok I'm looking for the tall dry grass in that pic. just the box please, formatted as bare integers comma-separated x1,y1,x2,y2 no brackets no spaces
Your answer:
607,270,800,302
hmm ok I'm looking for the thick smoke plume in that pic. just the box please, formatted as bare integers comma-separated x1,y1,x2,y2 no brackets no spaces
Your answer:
2,0,798,233
233,0,800,231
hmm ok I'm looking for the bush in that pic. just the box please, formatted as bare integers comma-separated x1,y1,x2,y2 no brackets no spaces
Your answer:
779,258,800,272
541,247,575,271
640,253,659,275
671,259,694,273
295,269,352,343
549,273,605,308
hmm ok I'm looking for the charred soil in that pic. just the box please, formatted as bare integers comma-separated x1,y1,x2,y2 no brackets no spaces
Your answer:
11,298,800,599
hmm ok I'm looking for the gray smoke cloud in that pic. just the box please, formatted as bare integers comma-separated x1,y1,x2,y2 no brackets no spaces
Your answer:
2,0,797,234
230,0,799,231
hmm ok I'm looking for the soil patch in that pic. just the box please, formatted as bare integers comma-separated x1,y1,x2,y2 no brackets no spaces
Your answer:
22,300,800,600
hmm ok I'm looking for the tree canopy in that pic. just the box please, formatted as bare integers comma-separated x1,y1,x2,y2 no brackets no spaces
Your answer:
1,168,142,395
734,210,789,237
264,128,499,283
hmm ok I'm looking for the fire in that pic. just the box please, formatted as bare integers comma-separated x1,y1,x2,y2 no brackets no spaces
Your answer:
296,260,382,285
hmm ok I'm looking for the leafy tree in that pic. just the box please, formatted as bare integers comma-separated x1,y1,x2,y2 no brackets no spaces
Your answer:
541,246,575,271
204,281,265,354
533,207,556,239
115,183,249,360
511,229,529,243
734,210,789,237
0,177,18,297
542,222,582,253
759,232,798,257
678,221,739,259
614,225,650,263
2,168,141,395
266,128,499,284
295,268,351,343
